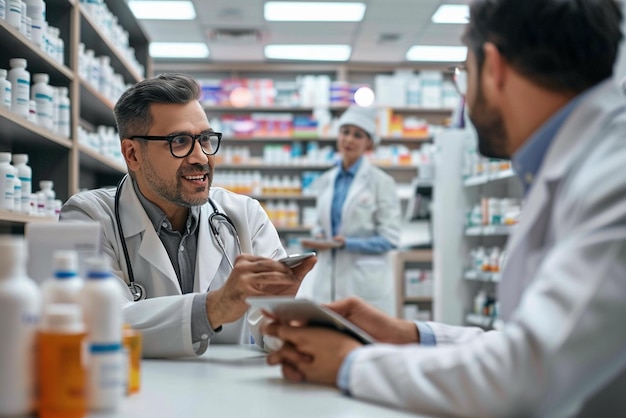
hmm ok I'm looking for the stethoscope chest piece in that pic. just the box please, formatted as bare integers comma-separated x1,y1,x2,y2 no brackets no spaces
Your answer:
130,282,147,302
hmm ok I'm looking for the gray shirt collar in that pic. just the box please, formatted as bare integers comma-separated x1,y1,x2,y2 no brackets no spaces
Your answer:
130,176,200,235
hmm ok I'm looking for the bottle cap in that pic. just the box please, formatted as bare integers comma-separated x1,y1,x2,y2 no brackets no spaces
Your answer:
0,152,11,162
12,154,28,164
85,256,111,279
33,73,49,84
0,236,26,278
42,304,84,332
53,250,78,278
9,58,27,68
39,180,53,189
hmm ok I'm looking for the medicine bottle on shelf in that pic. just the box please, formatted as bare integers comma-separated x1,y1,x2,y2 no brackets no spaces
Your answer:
0,152,16,212
32,73,54,130
39,180,55,216
37,303,87,418
57,86,71,138
12,154,32,214
0,235,41,417
80,256,124,411
0,69,11,109
8,58,30,118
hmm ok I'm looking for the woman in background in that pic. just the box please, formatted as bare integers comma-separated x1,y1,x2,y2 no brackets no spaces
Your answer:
299,105,401,315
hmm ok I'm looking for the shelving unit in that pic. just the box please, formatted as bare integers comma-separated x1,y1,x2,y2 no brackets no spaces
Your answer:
0,0,151,231
433,129,522,328
391,249,433,319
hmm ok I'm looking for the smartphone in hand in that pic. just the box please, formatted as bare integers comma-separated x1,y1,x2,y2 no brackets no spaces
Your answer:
278,252,316,268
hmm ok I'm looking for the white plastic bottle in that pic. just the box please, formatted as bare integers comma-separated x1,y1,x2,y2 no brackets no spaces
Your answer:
41,250,84,308
80,257,124,411
26,0,44,47
0,69,11,109
12,154,31,214
0,152,16,212
39,179,55,216
13,176,21,213
31,73,54,130
0,235,41,416
0,0,6,20
6,0,22,30
57,86,71,138
8,58,30,118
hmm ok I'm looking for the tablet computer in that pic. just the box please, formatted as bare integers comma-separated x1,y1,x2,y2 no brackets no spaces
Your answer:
246,296,376,344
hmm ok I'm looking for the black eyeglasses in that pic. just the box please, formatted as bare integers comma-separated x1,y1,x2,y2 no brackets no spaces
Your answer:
129,132,222,158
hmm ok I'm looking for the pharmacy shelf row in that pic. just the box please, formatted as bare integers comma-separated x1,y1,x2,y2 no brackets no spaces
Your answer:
0,0,150,231
432,129,523,328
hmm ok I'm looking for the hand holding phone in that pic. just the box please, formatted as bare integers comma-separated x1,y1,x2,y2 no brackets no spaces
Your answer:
278,252,316,268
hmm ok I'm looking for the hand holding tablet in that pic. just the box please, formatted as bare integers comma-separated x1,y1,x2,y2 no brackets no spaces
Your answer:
246,296,376,344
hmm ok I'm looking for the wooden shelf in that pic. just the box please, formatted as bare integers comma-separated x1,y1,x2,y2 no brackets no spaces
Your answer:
0,210,57,225
0,0,150,201
0,18,74,85
79,6,144,83
78,143,126,174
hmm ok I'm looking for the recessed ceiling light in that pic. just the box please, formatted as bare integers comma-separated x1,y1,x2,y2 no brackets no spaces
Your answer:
264,44,352,61
406,45,467,62
149,42,209,59
128,1,196,20
431,4,469,24
264,2,366,22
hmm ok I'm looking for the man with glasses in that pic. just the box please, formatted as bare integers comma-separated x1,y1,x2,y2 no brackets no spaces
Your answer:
61,73,315,358
263,0,626,416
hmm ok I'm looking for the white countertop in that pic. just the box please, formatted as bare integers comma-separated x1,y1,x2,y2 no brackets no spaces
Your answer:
92,345,417,418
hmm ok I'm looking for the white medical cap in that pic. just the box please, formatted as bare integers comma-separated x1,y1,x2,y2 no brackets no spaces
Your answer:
337,105,379,145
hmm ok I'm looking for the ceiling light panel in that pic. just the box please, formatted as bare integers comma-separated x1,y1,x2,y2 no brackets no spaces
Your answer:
431,4,469,24
128,1,196,20
150,42,209,58
264,44,352,61
405,45,467,62
264,2,366,22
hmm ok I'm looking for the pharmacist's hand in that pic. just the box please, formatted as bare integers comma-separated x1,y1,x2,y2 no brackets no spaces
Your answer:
326,297,419,344
205,254,315,329
263,322,361,385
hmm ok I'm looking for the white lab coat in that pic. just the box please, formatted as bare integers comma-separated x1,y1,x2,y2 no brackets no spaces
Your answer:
299,159,401,315
346,79,626,417
60,182,286,358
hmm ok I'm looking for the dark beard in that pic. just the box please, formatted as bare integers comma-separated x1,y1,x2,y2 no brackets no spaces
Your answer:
468,81,509,159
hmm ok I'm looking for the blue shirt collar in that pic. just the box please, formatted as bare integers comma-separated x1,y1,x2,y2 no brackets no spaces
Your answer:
337,157,363,176
512,89,591,193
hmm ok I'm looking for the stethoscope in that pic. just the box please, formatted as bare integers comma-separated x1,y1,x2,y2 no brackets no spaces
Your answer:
114,174,241,301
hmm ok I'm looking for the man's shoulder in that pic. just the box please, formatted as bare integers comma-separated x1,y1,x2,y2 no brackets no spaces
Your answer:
62,187,116,213
66,187,116,205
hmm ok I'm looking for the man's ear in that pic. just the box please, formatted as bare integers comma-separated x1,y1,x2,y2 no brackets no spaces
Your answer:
121,139,141,172
481,42,507,95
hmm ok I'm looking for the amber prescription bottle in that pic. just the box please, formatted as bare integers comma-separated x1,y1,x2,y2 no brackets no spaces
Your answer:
37,303,87,418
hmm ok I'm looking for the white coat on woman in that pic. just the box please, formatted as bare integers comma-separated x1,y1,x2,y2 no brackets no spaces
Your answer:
61,180,287,358
299,157,401,315
344,79,626,417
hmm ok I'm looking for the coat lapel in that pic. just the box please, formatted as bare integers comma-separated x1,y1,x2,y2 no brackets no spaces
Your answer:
119,179,180,291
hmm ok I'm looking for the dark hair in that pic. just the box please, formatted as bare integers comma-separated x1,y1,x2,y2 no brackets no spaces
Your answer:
462,0,623,93
114,73,201,140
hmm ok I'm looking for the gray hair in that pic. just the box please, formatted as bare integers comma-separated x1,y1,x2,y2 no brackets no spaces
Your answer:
113,73,201,140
